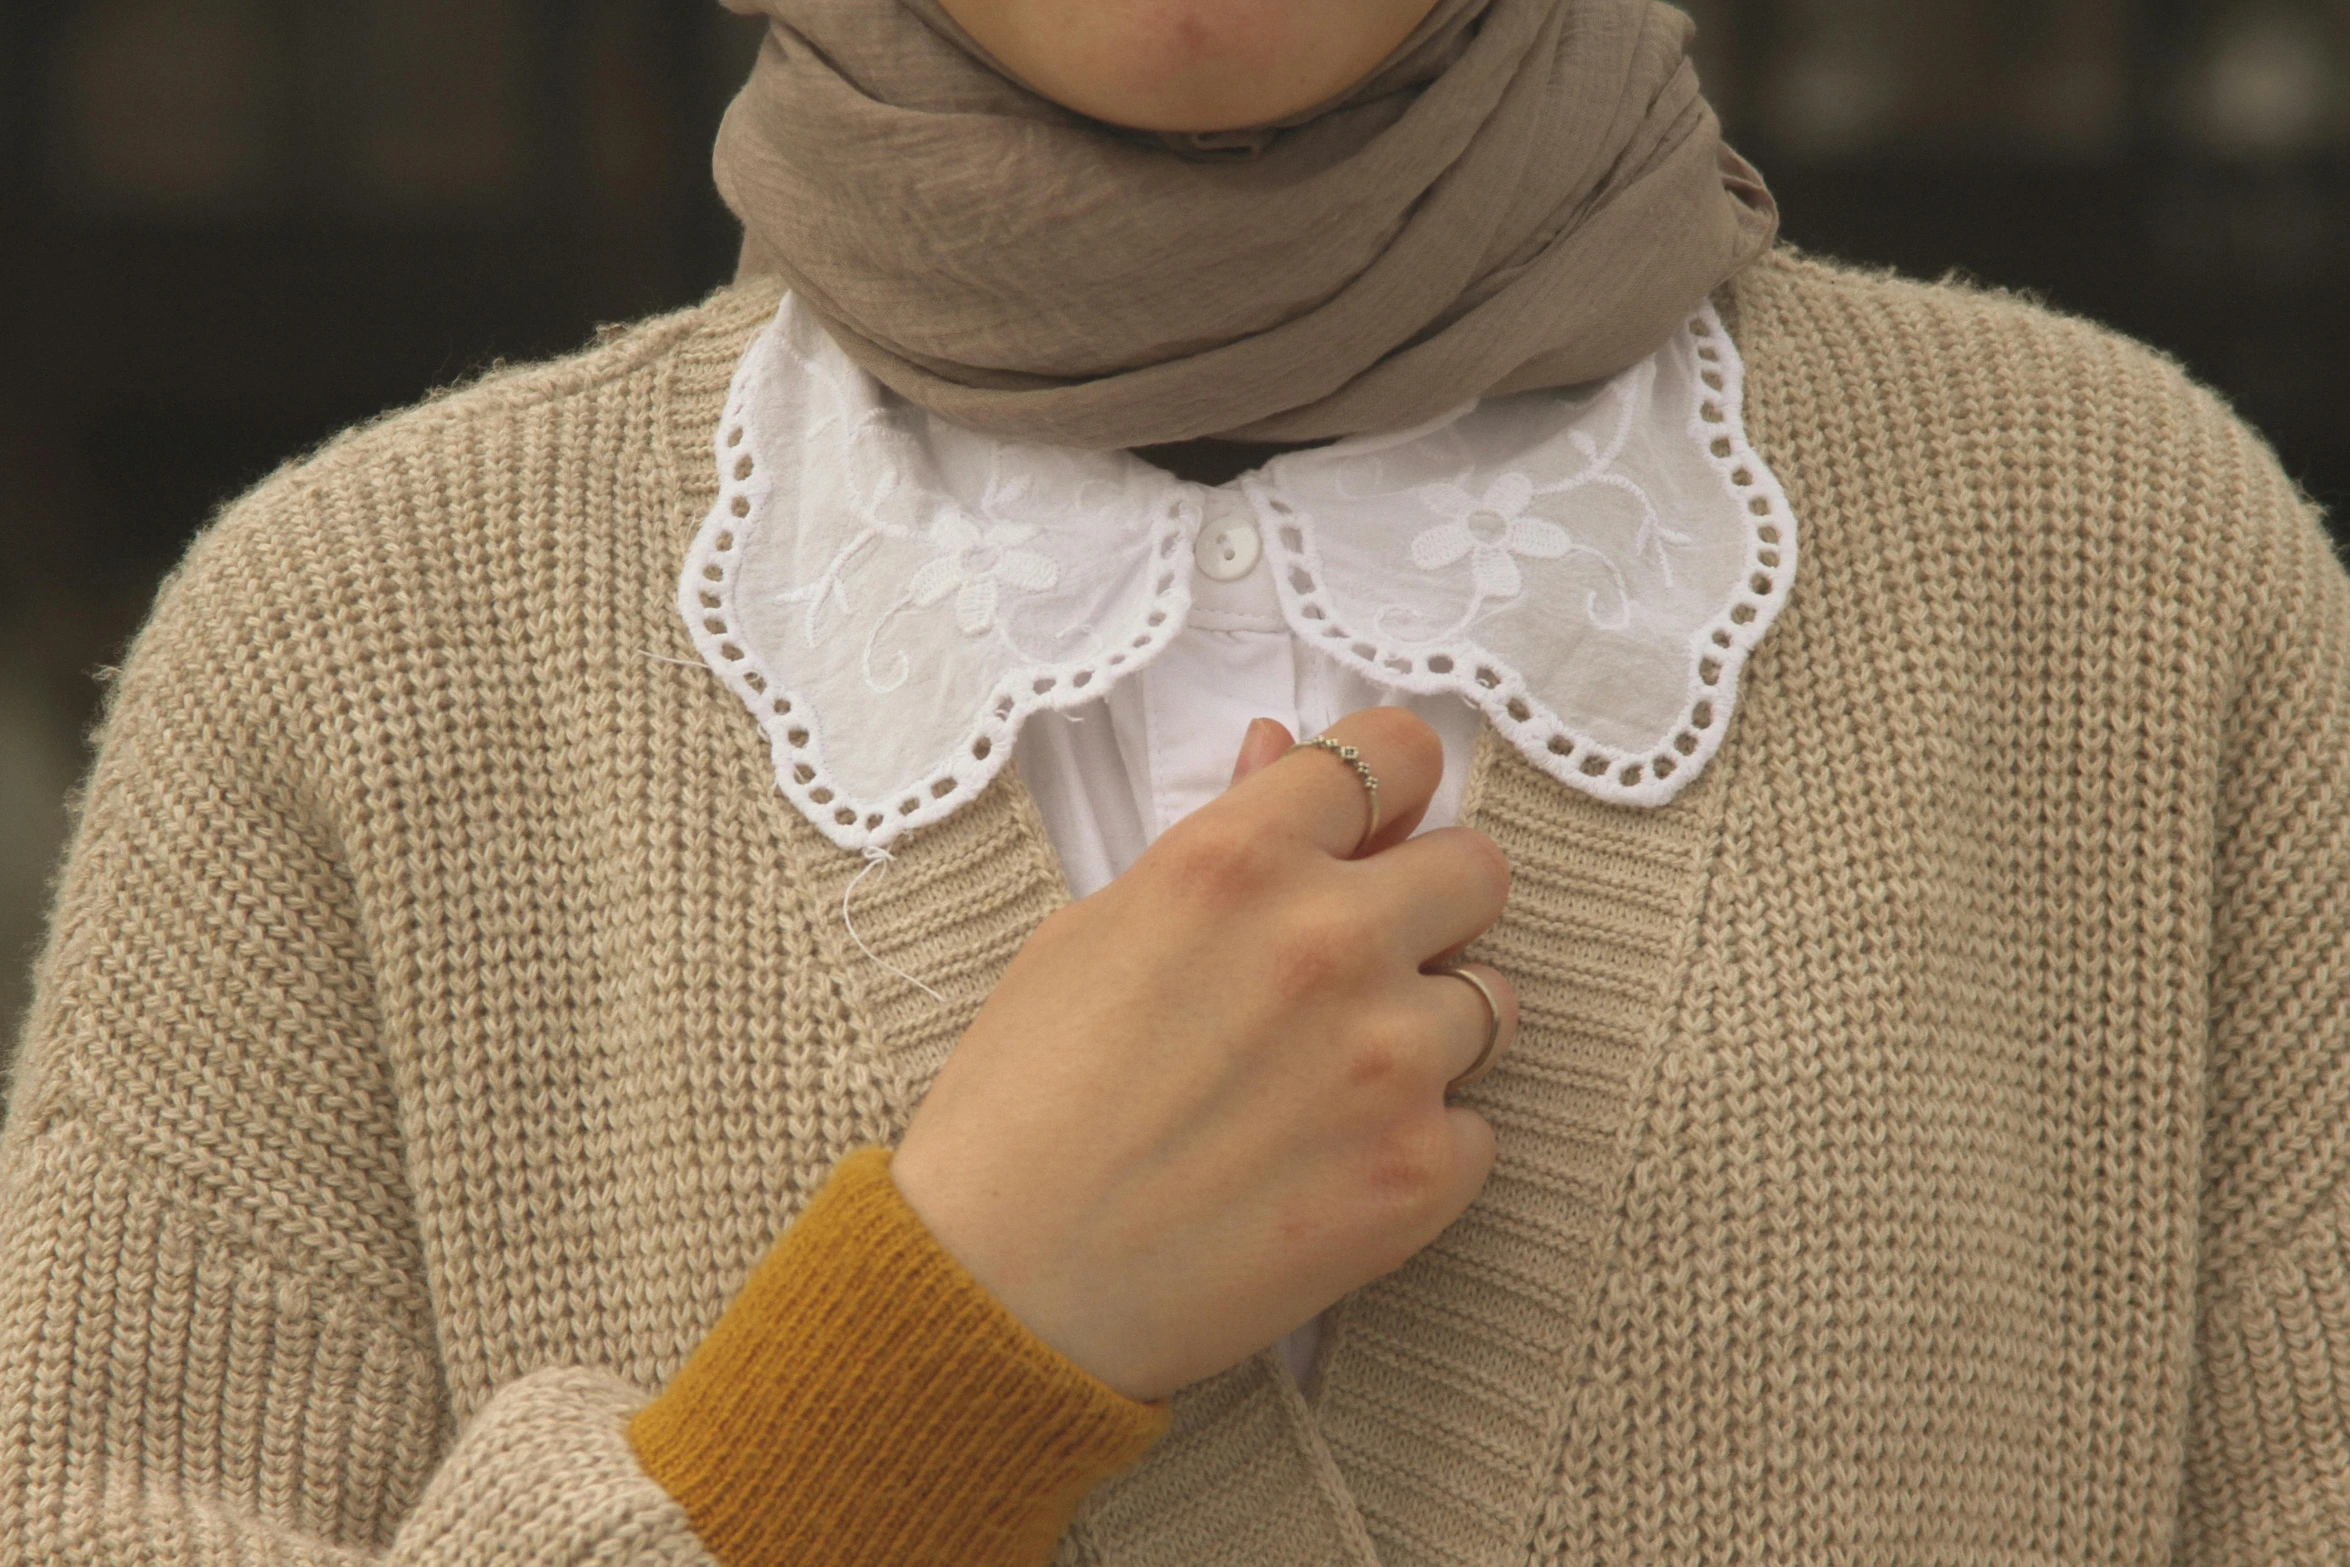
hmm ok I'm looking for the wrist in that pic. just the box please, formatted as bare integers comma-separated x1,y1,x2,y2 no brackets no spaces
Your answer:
889,1138,1165,1400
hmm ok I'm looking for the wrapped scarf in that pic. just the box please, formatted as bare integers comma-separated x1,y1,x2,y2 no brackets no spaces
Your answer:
714,0,1776,450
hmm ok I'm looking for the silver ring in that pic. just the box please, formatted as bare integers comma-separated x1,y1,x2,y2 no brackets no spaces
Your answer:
1434,965,1504,1093
1286,736,1382,855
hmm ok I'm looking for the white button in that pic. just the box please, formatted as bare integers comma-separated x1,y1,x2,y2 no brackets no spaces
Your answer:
1193,512,1262,582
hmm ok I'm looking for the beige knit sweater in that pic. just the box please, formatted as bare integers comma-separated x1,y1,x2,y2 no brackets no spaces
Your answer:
4,251,2347,1565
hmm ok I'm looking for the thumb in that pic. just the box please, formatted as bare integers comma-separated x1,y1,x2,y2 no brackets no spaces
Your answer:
1227,717,1295,788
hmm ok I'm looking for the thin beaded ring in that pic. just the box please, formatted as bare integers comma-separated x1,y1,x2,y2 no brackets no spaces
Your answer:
1285,736,1382,856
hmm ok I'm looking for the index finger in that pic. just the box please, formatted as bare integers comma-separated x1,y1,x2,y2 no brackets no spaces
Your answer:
1239,707,1444,860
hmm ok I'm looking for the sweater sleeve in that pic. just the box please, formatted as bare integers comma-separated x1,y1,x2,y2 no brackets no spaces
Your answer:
2168,465,2350,1561
0,523,1161,1565
629,1149,1167,1565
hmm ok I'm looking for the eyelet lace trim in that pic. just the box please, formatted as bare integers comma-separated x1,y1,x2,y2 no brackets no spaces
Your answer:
1252,303,1793,806
682,297,1796,851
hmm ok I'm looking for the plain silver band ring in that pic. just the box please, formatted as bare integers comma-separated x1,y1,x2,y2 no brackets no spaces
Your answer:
1435,965,1505,1094
1286,737,1382,855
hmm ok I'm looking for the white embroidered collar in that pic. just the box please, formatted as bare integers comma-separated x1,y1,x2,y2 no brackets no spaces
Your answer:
682,296,1797,853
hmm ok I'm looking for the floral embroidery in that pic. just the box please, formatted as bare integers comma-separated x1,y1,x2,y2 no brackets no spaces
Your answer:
1384,458,1631,644
773,450,1088,693
1363,356,1707,646
907,515,1060,636
1409,473,1576,603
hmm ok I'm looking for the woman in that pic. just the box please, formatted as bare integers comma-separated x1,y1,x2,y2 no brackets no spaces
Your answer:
4,0,2345,1563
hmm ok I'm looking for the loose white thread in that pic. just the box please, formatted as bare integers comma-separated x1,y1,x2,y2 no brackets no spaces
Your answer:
842,846,948,1005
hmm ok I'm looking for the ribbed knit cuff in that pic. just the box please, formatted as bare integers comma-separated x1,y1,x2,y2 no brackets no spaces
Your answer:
628,1147,1170,1567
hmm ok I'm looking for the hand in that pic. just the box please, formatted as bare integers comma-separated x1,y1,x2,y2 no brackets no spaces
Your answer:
890,708,1517,1401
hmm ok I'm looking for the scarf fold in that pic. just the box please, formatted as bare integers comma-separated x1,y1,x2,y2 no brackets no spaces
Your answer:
715,0,1776,450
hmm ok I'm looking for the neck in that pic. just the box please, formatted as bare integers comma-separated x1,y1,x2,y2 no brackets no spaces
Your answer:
1131,438,1325,486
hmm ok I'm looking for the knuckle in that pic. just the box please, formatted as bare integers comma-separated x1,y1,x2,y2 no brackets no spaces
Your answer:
1420,828,1510,913
1264,888,1386,998
1151,816,1280,904
1459,831,1512,904
1266,907,1353,998
1364,1115,1457,1214
1357,706,1442,780
1341,1021,1421,1097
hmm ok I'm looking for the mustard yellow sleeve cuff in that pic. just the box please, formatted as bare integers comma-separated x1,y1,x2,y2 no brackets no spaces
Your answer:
628,1146,1171,1567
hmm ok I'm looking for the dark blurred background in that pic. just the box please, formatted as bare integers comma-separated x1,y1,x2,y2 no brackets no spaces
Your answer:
3,0,2347,1045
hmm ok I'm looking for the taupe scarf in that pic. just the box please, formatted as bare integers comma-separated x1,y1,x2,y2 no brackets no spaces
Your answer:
715,0,1775,450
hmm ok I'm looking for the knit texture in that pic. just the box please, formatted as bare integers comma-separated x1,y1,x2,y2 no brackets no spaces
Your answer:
629,1147,1168,1565
2,251,2345,1565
